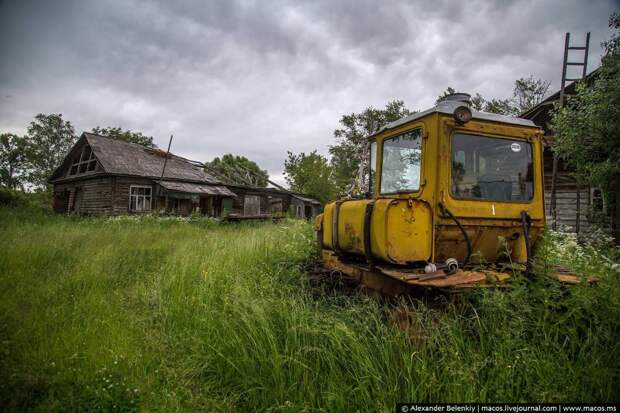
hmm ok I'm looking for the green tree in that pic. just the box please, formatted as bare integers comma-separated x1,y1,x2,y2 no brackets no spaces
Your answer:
26,113,77,190
0,133,27,189
436,77,549,116
284,151,337,204
485,98,518,116
435,87,457,104
436,88,486,110
552,13,620,239
329,100,412,193
470,93,486,111
205,154,269,187
513,75,550,114
91,126,154,147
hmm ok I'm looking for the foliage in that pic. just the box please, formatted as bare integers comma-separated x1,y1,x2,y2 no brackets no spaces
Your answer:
329,100,412,193
469,93,486,111
0,187,51,211
484,98,519,115
0,133,27,189
91,126,154,148
24,113,77,190
513,75,551,114
205,153,269,187
436,88,485,111
435,86,458,104
436,76,549,116
284,150,337,203
0,187,30,207
551,13,620,239
0,209,619,411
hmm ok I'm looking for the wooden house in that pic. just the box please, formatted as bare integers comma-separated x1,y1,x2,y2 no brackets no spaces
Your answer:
50,133,237,216
50,132,321,219
521,70,602,233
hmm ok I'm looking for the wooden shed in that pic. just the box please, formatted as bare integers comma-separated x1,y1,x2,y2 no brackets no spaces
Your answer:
225,185,320,220
49,133,236,216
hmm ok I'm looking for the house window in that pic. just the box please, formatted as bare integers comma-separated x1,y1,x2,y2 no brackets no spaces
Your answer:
297,205,302,217
129,185,152,212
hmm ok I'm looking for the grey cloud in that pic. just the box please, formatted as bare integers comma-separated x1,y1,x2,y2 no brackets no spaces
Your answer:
0,0,617,182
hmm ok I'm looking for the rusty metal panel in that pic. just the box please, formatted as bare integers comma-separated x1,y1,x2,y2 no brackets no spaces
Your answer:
382,198,432,263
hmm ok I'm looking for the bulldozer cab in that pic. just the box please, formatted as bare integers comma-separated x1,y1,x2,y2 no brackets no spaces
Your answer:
316,93,546,293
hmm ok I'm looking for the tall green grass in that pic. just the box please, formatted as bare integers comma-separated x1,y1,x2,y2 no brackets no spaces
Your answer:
0,207,619,412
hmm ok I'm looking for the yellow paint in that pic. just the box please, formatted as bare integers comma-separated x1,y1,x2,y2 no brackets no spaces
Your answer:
318,110,546,266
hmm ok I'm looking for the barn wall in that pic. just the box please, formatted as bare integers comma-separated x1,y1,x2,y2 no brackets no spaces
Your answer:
229,188,280,216
53,176,158,215
543,149,593,233
53,177,114,215
290,198,304,218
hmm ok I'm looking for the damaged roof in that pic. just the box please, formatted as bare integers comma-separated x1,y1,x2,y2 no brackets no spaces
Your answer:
159,180,236,197
51,133,220,183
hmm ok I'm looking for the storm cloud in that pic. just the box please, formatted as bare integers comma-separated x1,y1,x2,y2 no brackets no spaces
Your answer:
0,0,616,184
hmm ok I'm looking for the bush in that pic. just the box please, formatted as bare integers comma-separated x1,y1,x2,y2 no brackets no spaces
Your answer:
0,187,28,207
0,187,51,211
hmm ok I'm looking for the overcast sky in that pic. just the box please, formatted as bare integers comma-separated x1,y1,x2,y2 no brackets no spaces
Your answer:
0,0,617,185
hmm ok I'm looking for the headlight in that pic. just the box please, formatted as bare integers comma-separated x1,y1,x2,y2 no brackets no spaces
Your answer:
453,105,472,124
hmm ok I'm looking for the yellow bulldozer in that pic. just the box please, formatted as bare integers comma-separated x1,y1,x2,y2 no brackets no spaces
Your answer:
314,93,547,295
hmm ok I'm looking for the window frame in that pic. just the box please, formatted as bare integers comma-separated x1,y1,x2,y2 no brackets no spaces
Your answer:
368,140,377,196
129,185,152,212
449,131,535,204
67,145,98,176
379,127,424,196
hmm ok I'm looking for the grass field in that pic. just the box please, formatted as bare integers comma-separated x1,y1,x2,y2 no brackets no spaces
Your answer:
1,207,619,412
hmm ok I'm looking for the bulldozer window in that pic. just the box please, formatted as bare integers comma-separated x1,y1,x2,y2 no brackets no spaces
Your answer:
381,129,422,194
451,133,533,202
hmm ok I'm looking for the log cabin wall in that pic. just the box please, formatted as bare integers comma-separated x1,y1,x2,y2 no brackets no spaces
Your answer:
289,198,304,218
542,148,592,233
53,177,113,215
230,188,271,216
521,72,601,235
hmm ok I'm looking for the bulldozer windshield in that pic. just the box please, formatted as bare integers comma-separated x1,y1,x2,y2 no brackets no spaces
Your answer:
451,133,534,202
380,129,422,194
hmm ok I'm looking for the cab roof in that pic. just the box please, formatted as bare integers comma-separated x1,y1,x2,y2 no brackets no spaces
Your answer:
369,99,539,138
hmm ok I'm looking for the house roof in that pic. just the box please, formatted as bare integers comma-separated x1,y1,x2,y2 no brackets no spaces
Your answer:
51,133,220,183
222,183,321,205
159,180,236,197
291,194,321,205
